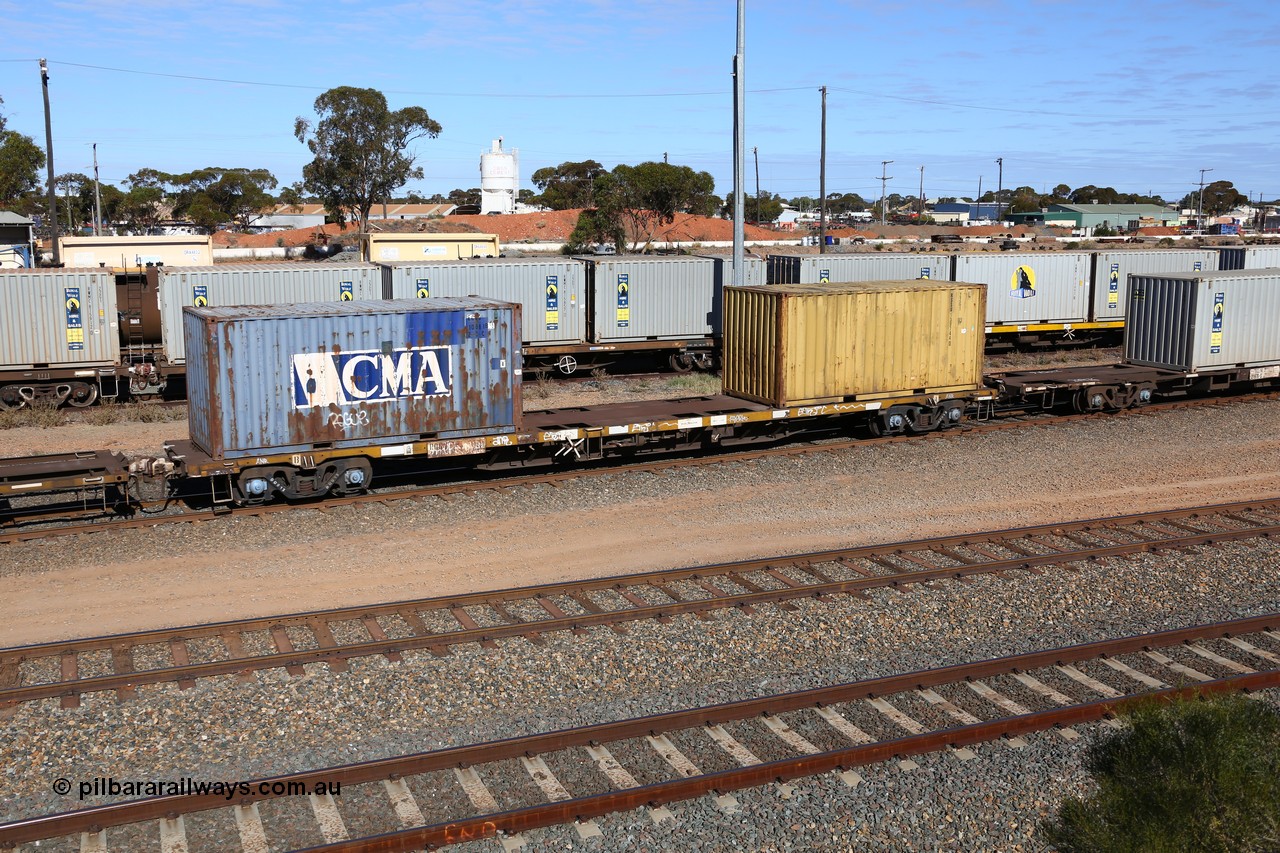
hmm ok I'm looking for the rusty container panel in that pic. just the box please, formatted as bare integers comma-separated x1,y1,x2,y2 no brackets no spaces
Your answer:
766,253,952,284
158,263,382,365
1090,249,1219,322
1124,269,1280,372
952,252,1090,325
580,256,720,342
0,268,120,369
723,281,986,407
184,299,521,460
381,257,586,346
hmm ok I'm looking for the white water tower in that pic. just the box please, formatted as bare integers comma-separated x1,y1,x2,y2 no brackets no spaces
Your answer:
480,138,519,215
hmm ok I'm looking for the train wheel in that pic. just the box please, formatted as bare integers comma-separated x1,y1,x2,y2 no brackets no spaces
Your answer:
555,355,579,375
329,458,373,497
65,383,99,408
0,386,29,411
234,467,279,505
934,403,965,430
668,352,696,373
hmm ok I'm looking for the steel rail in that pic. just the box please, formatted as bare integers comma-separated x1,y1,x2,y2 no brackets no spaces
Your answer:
306,673,1280,853
2,390,1275,545
2,614,1277,846
3,498,1278,706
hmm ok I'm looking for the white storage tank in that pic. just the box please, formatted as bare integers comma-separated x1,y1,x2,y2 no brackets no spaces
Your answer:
480,138,519,216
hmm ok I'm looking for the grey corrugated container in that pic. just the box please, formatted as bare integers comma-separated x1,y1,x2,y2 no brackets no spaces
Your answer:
0,268,120,369
158,263,382,365
184,299,521,459
1124,269,1280,372
952,252,1090,325
381,258,585,346
695,255,768,288
580,256,719,342
1218,246,1280,271
1090,249,1219,321
766,253,952,285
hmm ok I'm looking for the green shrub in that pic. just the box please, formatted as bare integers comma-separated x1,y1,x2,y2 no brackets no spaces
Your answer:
1041,693,1280,853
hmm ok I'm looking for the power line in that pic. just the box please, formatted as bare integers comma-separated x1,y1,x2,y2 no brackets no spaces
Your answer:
826,85,1263,120
45,60,811,100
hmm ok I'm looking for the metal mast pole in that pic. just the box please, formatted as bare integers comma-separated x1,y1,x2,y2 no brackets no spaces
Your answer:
996,157,1003,220
40,59,60,266
879,160,893,226
918,165,924,219
1198,168,1213,224
819,86,826,254
93,143,103,235
732,0,745,285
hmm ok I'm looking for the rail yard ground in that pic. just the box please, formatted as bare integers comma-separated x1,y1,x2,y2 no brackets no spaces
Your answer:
4,348,1280,850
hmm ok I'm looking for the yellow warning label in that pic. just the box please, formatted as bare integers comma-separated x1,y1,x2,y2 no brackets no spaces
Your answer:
616,308,630,323
67,329,84,344
1211,331,1223,348
547,310,559,325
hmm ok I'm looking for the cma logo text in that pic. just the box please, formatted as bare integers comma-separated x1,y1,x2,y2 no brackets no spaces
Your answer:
292,346,452,408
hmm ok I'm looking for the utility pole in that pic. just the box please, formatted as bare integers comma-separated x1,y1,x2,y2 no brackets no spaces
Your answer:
977,176,983,221
918,165,925,219
731,0,745,286
995,157,1003,220
879,160,894,226
92,143,102,235
819,86,827,254
752,146,760,225
1198,168,1213,225
40,58,60,266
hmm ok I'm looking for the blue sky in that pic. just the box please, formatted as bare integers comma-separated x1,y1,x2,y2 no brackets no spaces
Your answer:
2,1,1278,207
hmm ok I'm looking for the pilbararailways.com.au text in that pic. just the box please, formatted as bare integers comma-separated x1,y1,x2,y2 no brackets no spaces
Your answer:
55,776,341,801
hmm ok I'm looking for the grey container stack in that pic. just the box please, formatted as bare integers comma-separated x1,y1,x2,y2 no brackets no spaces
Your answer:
183,299,521,459
1124,270,1280,372
580,256,721,342
1217,246,1280,271
0,268,120,370
766,253,953,285
157,263,383,365
380,258,586,346
1089,249,1219,322
952,252,1091,326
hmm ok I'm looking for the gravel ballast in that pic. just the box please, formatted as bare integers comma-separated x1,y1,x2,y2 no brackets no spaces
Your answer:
3,534,1279,849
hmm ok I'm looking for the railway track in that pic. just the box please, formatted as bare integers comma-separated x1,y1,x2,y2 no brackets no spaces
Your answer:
3,391,1275,545
3,614,1277,850
4,497,1278,712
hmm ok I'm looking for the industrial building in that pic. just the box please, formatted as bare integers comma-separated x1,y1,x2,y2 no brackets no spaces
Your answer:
1007,204,1180,231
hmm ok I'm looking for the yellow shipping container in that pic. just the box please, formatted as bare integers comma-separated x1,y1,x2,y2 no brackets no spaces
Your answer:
723,281,986,407
59,235,214,270
363,232,500,262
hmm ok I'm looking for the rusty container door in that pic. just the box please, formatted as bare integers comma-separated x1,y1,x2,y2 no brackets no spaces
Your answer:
723,281,985,407
184,298,520,459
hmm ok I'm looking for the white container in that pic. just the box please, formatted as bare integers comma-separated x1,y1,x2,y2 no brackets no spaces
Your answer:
1090,249,1218,322
952,252,1090,326
1124,269,1280,371
381,258,585,346
157,263,382,365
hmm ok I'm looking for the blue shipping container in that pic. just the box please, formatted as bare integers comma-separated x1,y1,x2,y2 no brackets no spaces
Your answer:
183,299,521,459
